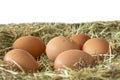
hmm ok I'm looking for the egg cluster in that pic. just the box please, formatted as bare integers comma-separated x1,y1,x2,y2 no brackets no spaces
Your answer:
46,34,109,70
3,34,109,73
3,36,45,73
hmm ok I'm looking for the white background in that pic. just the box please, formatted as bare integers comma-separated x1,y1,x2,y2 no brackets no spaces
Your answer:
0,0,120,24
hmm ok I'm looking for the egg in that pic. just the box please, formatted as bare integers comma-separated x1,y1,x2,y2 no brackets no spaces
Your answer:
83,38,109,55
3,49,38,73
54,50,95,70
70,34,90,49
46,36,79,61
13,36,46,58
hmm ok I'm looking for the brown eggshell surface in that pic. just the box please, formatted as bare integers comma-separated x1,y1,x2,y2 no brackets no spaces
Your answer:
71,34,90,49
46,36,79,61
83,38,109,55
3,49,38,73
13,36,45,58
54,50,95,70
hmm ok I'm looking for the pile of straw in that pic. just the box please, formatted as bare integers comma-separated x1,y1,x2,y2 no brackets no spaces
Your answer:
0,21,120,80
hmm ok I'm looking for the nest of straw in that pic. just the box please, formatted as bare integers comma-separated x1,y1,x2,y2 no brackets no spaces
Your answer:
0,21,120,80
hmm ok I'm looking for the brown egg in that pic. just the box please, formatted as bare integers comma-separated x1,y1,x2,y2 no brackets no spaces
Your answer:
54,50,95,70
70,34,90,49
83,38,109,55
3,49,38,73
13,36,45,58
46,36,79,61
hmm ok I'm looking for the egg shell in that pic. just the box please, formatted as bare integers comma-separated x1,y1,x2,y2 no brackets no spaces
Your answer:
70,34,90,49
13,36,46,58
54,50,95,70
82,38,109,55
46,36,79,61
3,49,38,73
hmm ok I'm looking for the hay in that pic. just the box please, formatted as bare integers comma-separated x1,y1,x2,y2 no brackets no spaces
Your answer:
0,21,120,80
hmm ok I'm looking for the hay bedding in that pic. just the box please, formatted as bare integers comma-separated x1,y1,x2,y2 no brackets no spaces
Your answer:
0,21,120,80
